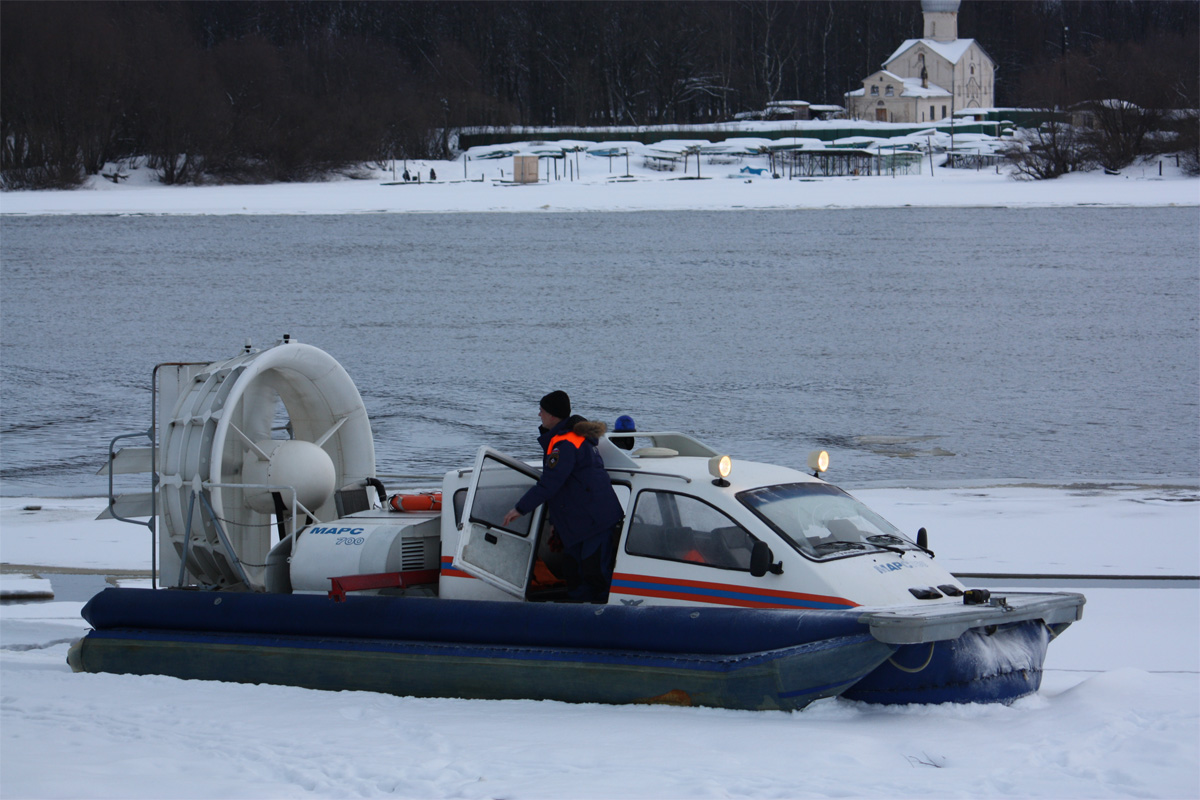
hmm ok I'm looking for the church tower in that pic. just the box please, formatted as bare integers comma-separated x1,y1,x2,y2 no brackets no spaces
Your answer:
922,0,960,43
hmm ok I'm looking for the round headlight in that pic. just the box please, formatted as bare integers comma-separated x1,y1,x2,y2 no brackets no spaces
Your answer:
708,454,732,483
807,449,830,474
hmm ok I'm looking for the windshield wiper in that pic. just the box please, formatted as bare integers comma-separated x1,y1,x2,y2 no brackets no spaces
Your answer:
866,534,910,556
813,541,867,554
866,533,935,558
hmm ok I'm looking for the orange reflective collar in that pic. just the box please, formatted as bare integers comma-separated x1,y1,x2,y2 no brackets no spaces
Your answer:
546,431,585,455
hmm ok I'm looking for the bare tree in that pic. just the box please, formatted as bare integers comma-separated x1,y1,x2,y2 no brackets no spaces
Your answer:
1176,112,1200,176
1081,99,1162,172
1006,122,1092,179
1076,38,1174,172
1004,53,1095,179
0,3,127,188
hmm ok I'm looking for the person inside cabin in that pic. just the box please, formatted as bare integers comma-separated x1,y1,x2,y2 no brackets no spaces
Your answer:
502,390,624,603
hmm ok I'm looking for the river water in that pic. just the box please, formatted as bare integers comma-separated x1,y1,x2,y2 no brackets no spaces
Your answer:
1,208,1196,497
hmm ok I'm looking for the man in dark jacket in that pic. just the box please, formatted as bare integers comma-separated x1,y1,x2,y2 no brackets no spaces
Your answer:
503,390,624,602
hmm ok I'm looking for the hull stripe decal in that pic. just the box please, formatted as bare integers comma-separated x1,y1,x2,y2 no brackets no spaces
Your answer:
611,572,857,610
438,560,858,609
440,556,473,580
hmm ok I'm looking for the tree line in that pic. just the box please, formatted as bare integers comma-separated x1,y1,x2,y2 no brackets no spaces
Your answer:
2,0,1196,188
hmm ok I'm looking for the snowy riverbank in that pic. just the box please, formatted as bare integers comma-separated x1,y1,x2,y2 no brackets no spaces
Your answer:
1,154,1196,217
2,487,1197,799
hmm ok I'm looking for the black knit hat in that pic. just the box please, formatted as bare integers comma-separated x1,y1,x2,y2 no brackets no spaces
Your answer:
539,390,571,420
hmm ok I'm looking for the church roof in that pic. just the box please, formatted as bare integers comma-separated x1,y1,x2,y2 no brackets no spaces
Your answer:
898,77,952,98
884,37,987,67
844,76,951,100
844,77,945,100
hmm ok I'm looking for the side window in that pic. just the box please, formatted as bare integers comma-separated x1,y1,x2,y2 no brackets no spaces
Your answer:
631,489,667,527
453,488,467,525
626,490,757,571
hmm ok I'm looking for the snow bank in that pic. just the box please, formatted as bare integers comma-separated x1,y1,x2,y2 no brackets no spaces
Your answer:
0,575,52,600
1,597,1196,799
0,152,1194,217
0,499,153,572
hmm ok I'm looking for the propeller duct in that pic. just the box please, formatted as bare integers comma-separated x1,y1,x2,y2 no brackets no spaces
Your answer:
157,340,375,590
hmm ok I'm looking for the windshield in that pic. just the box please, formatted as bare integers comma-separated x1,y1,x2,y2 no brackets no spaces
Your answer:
737,483,918,560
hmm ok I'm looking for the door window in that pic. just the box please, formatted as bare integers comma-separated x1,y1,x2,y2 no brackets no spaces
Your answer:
467,454,536,537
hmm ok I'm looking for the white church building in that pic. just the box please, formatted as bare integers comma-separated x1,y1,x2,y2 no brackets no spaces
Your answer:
845,0,995,124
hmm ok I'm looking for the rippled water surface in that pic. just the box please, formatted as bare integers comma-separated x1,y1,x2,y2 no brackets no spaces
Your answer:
2,208,1197,495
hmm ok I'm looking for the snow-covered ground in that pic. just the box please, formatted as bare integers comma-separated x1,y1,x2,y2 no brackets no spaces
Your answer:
2,488,1197,799
1,147,1195,216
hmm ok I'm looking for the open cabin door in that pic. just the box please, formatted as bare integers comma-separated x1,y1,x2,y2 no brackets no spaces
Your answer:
454,446,546,598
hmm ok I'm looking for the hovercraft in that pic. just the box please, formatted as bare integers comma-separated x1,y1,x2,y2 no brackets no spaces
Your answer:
71,338,1084,711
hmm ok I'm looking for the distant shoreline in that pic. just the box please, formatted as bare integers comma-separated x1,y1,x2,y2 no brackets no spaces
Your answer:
2,159,1196,216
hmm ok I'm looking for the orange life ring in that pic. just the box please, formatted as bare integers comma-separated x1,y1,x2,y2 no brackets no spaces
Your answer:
389,492,443,513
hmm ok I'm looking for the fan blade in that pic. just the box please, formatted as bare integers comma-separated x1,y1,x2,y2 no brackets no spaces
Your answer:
230,423,272,461
238,379,278,444
312,417,347,448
